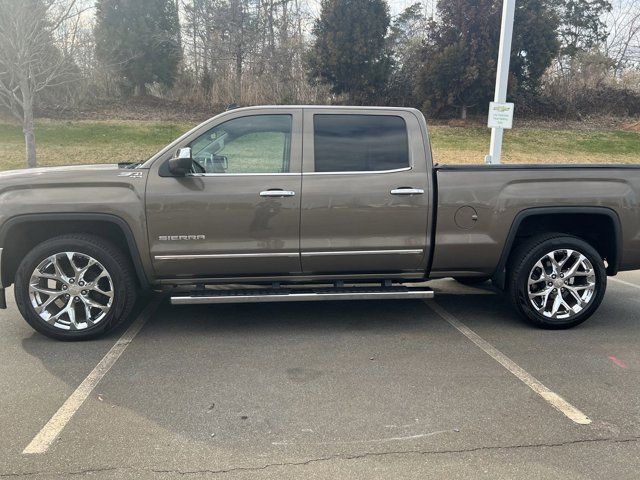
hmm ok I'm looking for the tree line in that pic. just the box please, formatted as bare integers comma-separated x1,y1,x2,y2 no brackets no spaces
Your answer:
0,0,639,167
89,0,638,118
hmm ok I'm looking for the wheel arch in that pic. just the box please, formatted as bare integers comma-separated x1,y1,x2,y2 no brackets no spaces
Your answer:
492,207,622,289
0,213,150,290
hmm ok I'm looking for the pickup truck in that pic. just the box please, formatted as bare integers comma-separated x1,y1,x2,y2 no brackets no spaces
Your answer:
1,106,639,340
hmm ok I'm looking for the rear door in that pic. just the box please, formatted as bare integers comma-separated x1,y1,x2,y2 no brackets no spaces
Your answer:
300,108,430,274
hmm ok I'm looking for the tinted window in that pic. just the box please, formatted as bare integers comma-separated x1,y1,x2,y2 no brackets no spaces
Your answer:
313,115,409,172
190,115,292,174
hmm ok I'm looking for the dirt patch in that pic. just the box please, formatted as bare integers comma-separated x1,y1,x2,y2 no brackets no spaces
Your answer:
621,120,640,133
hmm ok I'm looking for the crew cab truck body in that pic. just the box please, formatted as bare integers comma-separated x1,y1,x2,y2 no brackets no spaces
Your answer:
0,105,639,340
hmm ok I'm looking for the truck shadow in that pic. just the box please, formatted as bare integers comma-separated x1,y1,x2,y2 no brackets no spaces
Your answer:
17,293,514,399
19,285,627,388
17,289,634,449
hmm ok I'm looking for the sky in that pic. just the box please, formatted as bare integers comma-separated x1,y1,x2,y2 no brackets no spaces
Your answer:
307,0,434,17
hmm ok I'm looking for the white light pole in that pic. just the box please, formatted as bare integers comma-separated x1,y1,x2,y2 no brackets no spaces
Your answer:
486,0,516,165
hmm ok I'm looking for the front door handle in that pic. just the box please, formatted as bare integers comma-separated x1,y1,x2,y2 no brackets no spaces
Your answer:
390,187,425,195
260,189,296,198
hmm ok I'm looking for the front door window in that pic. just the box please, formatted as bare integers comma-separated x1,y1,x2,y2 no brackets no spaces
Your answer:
190,114,292,174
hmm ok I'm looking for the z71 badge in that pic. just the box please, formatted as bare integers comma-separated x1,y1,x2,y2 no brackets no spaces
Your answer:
118,171,144,178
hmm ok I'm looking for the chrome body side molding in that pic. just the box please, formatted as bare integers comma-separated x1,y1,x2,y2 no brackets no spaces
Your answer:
156,249,423,261
302,249,423,257
156,271,425,285
155,252,299,261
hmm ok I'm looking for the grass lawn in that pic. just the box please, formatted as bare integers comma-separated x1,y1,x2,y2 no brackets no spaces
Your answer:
0,119,638,171
0,120,193,171
430,125,640,164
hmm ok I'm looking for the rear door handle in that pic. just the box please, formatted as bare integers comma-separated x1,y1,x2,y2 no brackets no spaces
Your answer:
390,188,425,195
260,189,296,198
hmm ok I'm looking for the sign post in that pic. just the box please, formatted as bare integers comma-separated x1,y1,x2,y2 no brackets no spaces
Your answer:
485,0,516,165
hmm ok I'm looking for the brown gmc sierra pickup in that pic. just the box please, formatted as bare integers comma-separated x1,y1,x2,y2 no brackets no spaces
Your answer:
0,106,639,340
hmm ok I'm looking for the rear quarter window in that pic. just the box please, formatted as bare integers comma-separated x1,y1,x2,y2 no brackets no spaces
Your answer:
313,114,410,172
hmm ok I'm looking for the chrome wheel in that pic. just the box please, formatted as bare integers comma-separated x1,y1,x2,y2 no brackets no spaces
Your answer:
28,252,114,330
527,249,596,320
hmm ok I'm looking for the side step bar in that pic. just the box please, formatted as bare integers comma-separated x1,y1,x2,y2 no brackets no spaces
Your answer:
171,286,434,305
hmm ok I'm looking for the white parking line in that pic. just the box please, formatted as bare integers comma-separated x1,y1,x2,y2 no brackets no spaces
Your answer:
610,277,640,290
23,296,162,455
425,300,592,425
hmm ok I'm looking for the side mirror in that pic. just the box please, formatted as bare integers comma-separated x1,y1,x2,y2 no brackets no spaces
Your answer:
168,147,193,176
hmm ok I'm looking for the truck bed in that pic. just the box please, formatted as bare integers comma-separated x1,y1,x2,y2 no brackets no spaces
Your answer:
430,164,640,279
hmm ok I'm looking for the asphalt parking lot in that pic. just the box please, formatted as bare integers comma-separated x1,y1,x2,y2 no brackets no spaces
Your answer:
1,274,639,479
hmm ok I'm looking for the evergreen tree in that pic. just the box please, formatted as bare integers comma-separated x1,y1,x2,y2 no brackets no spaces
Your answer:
512,0,561,92
558,0,612,59
415,0,559,118
308,0,391,104
94,0,182,96
416,0,500,119
387,3,427,106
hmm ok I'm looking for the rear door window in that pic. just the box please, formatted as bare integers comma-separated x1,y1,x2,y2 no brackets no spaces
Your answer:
313,115,410,172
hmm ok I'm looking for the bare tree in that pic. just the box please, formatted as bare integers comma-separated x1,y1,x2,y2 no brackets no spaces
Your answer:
605,0,640,72
0,0,82,168
178,0,324,106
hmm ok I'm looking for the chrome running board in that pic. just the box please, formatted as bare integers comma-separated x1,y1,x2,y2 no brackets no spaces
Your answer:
171,285,433,305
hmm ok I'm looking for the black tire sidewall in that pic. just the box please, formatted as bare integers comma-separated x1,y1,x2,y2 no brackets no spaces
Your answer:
15,236,130,340
511,236,606,329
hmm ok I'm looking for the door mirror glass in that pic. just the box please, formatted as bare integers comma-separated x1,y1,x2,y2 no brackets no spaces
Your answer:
168,147,193,176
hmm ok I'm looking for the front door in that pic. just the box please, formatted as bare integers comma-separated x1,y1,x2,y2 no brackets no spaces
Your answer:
146,109,303,278
300,109,430,274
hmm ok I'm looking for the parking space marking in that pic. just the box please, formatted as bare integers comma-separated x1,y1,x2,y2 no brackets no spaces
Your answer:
610,277,640,290
22,295,162,455
425,300,592,425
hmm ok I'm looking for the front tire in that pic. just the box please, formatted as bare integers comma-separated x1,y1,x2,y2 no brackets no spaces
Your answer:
15,234,137,341
508,234,606,329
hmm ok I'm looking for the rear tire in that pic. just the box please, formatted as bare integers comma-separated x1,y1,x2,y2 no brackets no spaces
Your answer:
508,233,606,329
14,234,137,341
